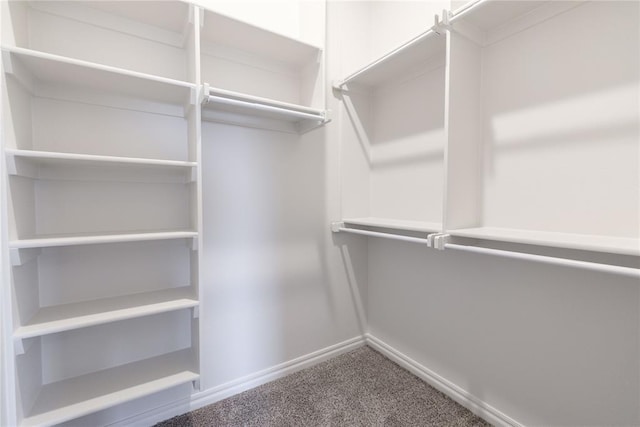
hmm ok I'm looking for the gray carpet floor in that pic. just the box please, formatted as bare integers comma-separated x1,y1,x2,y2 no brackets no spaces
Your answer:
155,346,490,426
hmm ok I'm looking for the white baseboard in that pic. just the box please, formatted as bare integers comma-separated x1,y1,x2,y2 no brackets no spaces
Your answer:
364,333,523,427
111,336,366,427
112,333,521,427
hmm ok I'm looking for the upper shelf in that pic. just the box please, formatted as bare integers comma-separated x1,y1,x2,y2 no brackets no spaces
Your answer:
75,1,191,34
201,85,328,133
200,8,321,67
6,149,196,179
10,230,198,249
336,28,445,89
449,0,586,45
2,47,195,105
449,226,640,257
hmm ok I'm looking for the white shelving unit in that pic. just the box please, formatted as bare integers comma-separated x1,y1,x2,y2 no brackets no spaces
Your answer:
2,1,328,425
199,7,326,133
1,1,202,425
443,0,639,256
336,25,447,236
334,1,639,265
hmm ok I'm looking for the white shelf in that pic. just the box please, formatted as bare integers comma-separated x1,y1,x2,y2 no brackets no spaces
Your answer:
450,0,585,45
6,149,196,176
343,218,442,234
2,47,194,105
15,288,198,339
336,28,445,88
80,1,190,34
10,230,198,249
449,227,640,256
22,349,198,427
200,9,321,66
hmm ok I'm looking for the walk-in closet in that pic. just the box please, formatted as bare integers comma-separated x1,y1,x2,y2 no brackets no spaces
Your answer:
1,1,638,426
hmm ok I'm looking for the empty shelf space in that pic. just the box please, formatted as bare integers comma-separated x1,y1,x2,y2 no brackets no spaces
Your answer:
10,230,198,249
200,9,321,67
5,149,196,176
21,349,198,427
343,218,442,233
15,288,198,339
449,227,640,256
2,47,195,105
336,28,445,88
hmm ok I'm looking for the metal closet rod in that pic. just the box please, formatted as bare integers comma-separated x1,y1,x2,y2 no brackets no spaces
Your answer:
336,227,639,278
336,226,432,245
204,95,325,122
444,243,640,278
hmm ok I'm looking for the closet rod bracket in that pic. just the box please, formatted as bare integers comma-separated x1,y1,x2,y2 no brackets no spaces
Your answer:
331,222,344,233
432,10,452,36
431,233,450,250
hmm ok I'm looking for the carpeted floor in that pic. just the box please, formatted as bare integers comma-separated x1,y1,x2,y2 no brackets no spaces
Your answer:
155,346,491,426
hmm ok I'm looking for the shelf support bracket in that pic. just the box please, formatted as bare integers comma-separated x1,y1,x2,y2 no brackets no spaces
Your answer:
10,248,41,266
6,154,37,178
2,50,14,75
14,338,25,356
192,306,199,319
192,379,201,391
14,337,34,356
191,237,198,251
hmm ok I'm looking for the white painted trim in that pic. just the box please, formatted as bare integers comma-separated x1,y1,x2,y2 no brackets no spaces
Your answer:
107,334,523,427
109,336,366,427
364,334,523,427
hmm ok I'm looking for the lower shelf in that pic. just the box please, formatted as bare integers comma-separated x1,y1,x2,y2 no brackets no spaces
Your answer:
449,226,640,256
22,349,198,427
